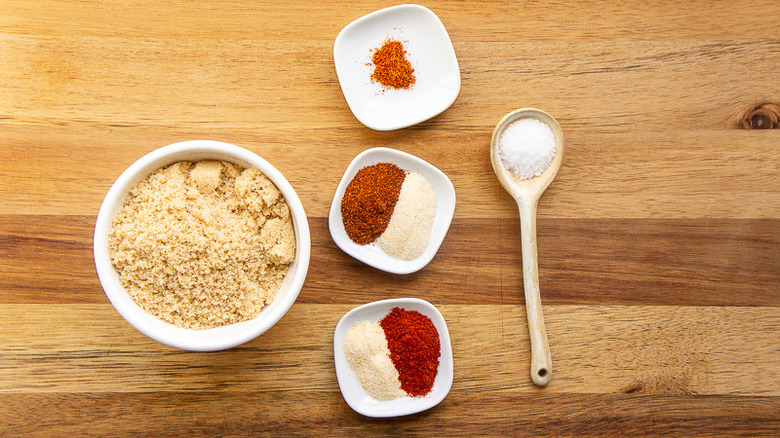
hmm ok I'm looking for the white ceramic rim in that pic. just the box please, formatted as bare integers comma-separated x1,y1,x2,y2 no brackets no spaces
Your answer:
328,147,456,274
93,140,311,351
333,4,461,131
333,298,454,417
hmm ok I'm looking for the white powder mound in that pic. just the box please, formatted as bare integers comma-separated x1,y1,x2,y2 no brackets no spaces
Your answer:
377,172,436,260
343,320,405,401
498,118,557,180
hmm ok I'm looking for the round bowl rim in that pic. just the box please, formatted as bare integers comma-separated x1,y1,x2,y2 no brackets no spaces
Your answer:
93,140,310,351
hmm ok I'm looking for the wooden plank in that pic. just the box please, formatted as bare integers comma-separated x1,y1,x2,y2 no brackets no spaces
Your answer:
1,304,777,396
1,127,778,218
1,391,778,437
2,36,777,131
1,34,777,128
1,0,778,41
2,216,778,306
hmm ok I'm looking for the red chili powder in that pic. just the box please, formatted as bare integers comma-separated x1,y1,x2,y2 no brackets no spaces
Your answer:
370,39,416,90
341,162,406,245
380,307,440,397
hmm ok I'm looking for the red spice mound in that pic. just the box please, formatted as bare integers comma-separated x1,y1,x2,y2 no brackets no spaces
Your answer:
341,162,406,245
380,307,441,397
370,39,416,90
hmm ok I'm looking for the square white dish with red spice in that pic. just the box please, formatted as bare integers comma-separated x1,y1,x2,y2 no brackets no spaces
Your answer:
328,147,456,274
333,4,460,131
333,298,454,418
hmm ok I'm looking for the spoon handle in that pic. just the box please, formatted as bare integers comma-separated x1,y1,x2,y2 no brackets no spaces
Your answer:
517,198,552,387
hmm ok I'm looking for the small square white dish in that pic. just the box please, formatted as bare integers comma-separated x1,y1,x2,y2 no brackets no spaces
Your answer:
328,147,456,274
333,4,460,131
333,298,454,418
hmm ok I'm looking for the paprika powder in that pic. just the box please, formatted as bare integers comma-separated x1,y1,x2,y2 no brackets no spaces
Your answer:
341,162,406,245
380,307,440,397
369,39,416,90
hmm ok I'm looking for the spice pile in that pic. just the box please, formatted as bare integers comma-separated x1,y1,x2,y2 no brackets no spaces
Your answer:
369,38,416,90
499,118,557,180
108,160,295,329
341,162,436,260
341,162,405,245
344,307,440,400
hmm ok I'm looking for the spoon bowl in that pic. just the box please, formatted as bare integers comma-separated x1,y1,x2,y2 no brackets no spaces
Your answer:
490,108,564,387
490,108,565,202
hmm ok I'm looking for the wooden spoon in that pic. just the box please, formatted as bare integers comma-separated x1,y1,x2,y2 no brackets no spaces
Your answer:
490,108,564,387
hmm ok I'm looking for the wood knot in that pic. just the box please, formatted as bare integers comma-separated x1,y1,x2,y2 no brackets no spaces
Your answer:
740,103,780,129
621,382,643,394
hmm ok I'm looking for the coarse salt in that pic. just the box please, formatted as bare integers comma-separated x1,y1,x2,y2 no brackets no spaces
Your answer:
498,118,557,180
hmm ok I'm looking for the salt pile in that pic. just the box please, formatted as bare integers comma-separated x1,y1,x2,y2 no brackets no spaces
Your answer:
498,118,557,180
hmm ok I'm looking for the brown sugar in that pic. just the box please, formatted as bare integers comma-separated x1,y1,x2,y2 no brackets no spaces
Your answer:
107,160,296,330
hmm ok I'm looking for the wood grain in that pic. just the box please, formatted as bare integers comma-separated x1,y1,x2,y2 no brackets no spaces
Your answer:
2,304,778,396
1,0,779,436
2,59,779,219
2,392,779,437
2,216,778,306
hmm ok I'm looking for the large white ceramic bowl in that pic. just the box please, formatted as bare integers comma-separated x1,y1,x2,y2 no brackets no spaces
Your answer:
93,140,311,351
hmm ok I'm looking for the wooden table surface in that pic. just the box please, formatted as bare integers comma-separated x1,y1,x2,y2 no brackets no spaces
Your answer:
2,1,779,436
